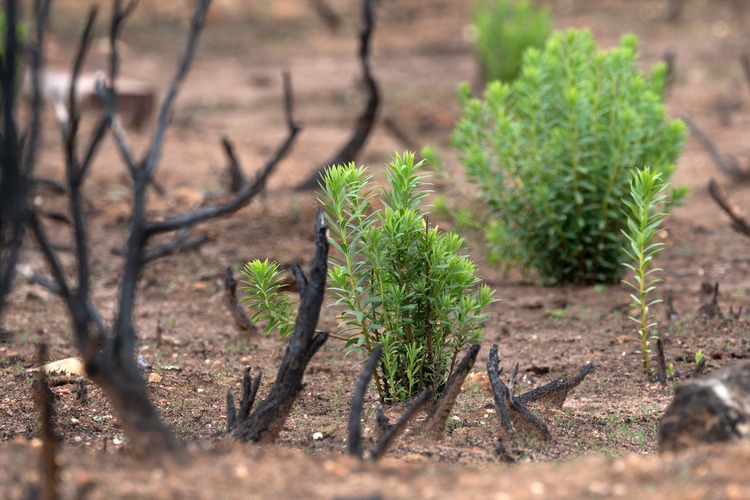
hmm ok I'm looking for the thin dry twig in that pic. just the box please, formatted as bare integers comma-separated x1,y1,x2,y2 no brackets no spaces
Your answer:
348,344,383,458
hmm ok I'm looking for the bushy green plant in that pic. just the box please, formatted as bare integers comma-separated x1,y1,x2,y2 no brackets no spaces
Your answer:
240,153,495,403
451,29,687,284
622,167,668,376
472,0,551,83
320,153,495,402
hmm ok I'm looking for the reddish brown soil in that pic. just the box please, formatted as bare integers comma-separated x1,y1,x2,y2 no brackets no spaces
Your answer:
3,0,750,497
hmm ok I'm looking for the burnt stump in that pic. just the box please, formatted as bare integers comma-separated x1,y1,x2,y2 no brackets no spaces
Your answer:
659,362,750,452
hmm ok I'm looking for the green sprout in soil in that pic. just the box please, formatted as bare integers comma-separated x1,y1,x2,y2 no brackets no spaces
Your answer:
622,167,668,376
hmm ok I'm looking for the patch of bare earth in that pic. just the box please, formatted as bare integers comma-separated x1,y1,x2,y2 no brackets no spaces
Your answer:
3,0,750,497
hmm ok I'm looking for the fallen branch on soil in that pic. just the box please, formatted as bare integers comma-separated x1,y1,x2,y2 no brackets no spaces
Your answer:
420,344,481,440
297,0,379,190
709,179,750,238
231,211,330,443
684,116,750,182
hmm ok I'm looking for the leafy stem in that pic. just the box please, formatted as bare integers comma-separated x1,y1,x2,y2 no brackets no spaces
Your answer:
622,167,668,376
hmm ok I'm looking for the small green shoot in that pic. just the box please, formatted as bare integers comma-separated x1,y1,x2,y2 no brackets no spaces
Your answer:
622,167,669,376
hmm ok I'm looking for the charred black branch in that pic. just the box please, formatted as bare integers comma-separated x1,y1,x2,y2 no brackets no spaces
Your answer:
233,211,329,443
35,343,58,500
145,72,299,235
421,344,480,440
369,389,432,461
698,282,722,318
348,344,383,458
297,0,379,190
239,368,263,422
222,136,246,193
487,345,515,438
227,367,261,431
709,179,750,237
143,227,208,263
684,116,750,181
656,338,668,384
0,0,49,325
224,267,257,335
518,362,594,408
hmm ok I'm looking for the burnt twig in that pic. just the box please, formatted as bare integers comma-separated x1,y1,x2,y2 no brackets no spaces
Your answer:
709,178,750,237
518,362,594,408
222,137,245,193
0,0,50,325
224,267,257,335
698,282,722,318
421,344,480,440
297,0,379,190
369,389,432,461
233,211,329,442
348,344,383,458
487,345,515,438
684,116,750,182
35,343,58,500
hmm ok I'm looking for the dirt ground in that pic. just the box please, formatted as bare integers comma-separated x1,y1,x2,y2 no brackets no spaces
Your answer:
3,0,750,497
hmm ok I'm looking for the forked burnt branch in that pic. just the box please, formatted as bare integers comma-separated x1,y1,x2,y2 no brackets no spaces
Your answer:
297,0,379,190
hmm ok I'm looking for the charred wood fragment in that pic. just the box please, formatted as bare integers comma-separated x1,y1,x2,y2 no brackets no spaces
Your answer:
659,361,750,452
375,402,390,435
709,179,750,237
348,344,383,458
35,343,58,500
232,211,329,443
224,267,257,335
421,344,480,440
487,345,515,439
0,0,49,327
684,116,750,182
698,282,722,319
369,389,432,461
297,0,379,190
655,338,668,384
222,137,245,194
518,362,594,409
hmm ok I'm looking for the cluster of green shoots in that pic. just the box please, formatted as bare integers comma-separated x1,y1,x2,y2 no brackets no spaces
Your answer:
242,153,494,403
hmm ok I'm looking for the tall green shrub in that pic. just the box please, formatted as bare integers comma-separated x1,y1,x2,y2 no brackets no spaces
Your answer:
452,29,687,284
472,0,551,83
320,153,495,402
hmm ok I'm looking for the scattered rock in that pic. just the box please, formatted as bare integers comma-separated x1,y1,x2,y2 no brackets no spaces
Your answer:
148,373,163,384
